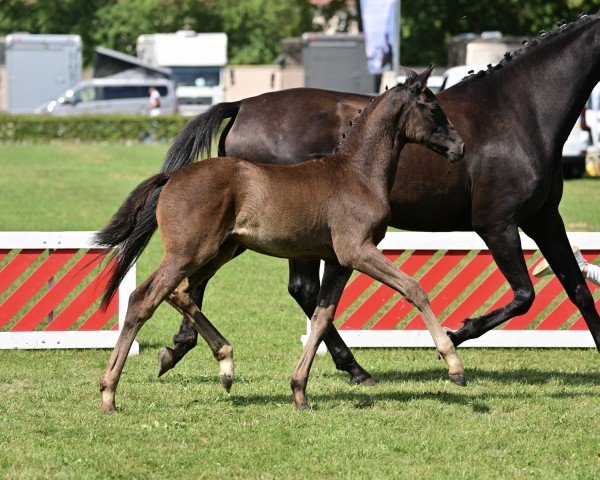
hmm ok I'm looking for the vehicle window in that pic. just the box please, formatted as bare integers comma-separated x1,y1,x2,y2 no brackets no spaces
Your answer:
170,67,220,87
79,86,97,103
104,86,142,100
70,86,97,104
103,85,169,100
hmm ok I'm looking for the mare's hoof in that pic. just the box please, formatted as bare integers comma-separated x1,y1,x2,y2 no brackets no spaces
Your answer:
353,376,376,387
295,402,311,410
219,374,233,393
449,373,467,387
157,347,174,378
349,366,376,386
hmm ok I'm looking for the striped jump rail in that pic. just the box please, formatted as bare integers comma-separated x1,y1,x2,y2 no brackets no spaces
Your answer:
302,232,600,348
0,232,138,354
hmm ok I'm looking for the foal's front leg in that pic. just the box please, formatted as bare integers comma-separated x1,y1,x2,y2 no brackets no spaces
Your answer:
288,258,374,385
344,243,466,385
291,262,353,409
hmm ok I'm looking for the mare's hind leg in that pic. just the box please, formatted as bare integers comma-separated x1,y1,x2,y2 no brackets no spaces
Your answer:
291,262,352,409
523,214,600,350
100,259,193,412
158,247,246,377
342,243,466,385
447,224,535,347
288,258,374,385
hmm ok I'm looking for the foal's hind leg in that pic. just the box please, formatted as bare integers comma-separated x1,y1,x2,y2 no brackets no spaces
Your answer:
100,259,192,412
157,280,205,377
158,247,246,377
288,258,374,385
167,281,235,391
291,262,352,409
342,243,466,385
165,242,239,390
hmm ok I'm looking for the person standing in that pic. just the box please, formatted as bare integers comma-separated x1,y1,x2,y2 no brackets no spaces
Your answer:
585,83,600,147
147,86,161,117
533,246,600,286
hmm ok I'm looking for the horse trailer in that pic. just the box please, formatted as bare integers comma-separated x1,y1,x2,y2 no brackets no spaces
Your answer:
5,33,82,114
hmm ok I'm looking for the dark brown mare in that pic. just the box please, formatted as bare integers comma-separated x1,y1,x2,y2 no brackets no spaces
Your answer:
96,68,465,412
158,14,600,384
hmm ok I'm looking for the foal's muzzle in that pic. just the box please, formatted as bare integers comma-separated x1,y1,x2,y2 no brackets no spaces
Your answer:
447,142,465,163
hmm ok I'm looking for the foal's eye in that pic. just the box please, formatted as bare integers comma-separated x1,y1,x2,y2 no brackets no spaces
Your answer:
428,105,441,116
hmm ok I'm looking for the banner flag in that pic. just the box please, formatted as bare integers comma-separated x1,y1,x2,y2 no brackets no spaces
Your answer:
360,0,399,74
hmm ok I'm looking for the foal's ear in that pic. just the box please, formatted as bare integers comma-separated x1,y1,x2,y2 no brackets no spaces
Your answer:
406,64,434,95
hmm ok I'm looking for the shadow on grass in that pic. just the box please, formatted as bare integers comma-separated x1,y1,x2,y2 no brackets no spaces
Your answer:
224,384,600,413
167,366,600,413
227,389,492,413
364,366,600,386
159,365,600,388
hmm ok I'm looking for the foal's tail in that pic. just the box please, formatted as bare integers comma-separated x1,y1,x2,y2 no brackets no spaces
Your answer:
161,101,241,173
94,172,171,309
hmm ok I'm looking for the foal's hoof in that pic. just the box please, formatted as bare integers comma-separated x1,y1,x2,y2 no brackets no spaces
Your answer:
295,401,311,410
157,347,174,378
219,374,233,393
448,373,467,387
102,404,117,414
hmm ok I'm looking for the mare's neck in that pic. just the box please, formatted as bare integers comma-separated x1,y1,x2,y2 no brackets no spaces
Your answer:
475,17,600,153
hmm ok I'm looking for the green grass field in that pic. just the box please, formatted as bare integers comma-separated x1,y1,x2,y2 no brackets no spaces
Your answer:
1,144,599,479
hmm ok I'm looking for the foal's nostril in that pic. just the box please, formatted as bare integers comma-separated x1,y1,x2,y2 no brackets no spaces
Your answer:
448,142,465,162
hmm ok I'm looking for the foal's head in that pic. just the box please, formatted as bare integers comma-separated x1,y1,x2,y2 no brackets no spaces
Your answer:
390,66,465,162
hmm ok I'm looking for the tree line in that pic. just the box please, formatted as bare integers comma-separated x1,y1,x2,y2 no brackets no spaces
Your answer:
1,0,598,66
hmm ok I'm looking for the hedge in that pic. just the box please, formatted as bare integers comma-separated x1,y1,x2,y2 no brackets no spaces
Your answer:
0,114,190,143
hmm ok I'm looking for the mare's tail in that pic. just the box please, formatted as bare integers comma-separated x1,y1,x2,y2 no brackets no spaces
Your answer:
161,101,241,173
94,172,171,309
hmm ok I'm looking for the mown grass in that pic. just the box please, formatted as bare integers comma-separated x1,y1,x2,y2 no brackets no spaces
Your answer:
0,143,599,479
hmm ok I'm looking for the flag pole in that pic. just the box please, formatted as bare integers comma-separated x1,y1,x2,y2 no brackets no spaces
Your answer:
394,0,401,76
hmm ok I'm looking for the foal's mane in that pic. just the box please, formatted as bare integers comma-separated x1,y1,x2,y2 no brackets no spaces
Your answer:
320,85,401,158
457,12,599,85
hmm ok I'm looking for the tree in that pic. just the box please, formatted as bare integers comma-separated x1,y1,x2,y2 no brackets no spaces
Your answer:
1,0,313,65
215,0,313,64
400,0,600,66
0,0,108,64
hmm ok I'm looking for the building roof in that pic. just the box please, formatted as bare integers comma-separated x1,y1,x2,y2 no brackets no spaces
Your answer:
93,46,171,79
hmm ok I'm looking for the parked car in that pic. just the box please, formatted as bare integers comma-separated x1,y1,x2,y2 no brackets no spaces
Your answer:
440,65,595,178
35,78,177,116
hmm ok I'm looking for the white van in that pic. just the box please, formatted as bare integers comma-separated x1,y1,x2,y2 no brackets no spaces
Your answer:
35,78,177,116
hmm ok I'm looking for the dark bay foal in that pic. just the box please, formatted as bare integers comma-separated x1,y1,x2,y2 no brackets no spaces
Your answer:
96,67,465,412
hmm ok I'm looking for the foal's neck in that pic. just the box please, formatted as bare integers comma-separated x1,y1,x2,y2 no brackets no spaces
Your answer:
335,96,405,192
